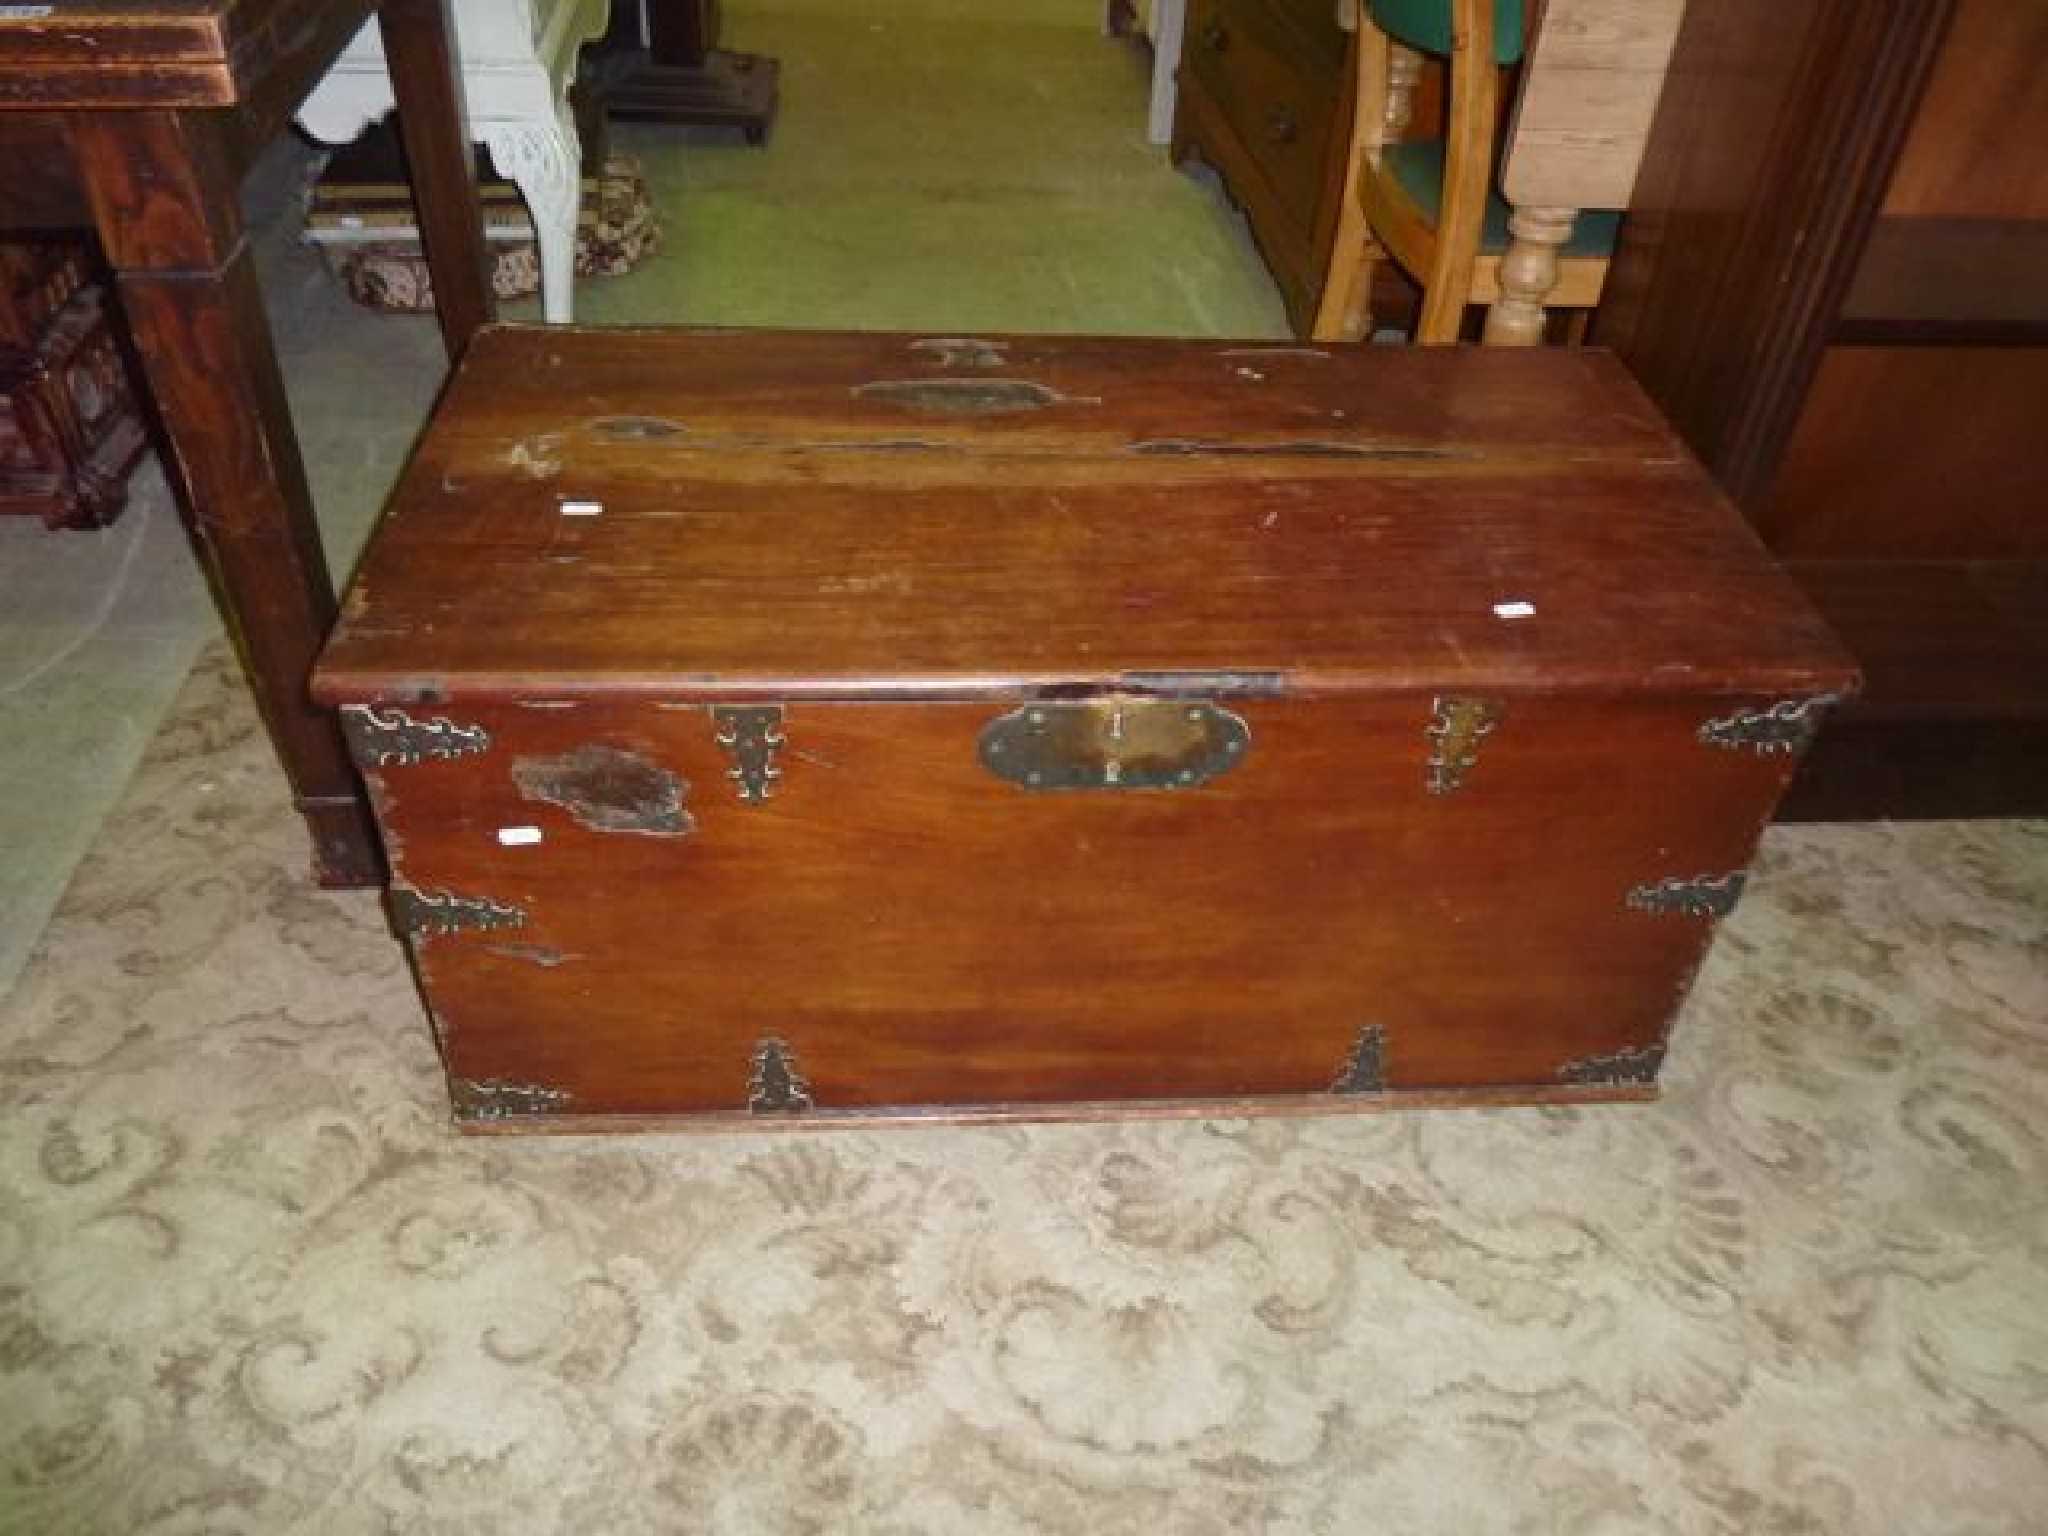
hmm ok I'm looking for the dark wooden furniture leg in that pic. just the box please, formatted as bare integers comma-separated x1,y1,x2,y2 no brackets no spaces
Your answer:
1,0,496,887
378,0,493,356
72,110,384,885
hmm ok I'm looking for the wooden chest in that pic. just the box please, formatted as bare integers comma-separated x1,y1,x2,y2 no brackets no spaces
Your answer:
312,328,1856,1131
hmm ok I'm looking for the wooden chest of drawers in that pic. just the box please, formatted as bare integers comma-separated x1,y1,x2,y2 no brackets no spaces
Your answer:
1172,0,1353,334
313,327,1855,1132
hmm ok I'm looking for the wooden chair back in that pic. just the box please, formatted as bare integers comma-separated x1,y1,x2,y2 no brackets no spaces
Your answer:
1313,0,1682,344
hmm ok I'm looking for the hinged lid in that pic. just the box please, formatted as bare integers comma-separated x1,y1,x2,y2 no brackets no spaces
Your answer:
312,327,1857,706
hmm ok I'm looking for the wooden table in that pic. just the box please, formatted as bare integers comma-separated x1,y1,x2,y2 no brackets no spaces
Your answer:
0,0,496,886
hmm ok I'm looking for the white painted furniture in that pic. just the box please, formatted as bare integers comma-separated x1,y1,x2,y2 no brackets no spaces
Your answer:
1105,0,1188,146
299,0,611,323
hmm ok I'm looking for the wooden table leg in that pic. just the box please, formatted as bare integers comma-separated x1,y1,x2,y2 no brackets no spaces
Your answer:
378,0,493,357
1483,205,1578,347
72,110,386,886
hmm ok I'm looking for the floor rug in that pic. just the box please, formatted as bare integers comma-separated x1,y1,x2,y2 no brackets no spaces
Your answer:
2,641,2042,1532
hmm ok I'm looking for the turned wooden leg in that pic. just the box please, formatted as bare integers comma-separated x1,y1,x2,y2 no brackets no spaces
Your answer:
1384,43,1422,138
1484,204,1578,347
73,110,385,885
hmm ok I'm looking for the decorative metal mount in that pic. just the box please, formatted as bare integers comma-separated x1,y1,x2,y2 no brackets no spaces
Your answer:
450,1076,571,1122
1626,873,1747,919
1424,696,1502,795
339,704,491,767
909,336,1010,370
1558,1044,1667,1087
853,377,1091,416
713,706,785,802
393,888,528,938
1331,1024,1388,1095
979,696,1250,791
748,1038,814,1114
1698,695,1840,756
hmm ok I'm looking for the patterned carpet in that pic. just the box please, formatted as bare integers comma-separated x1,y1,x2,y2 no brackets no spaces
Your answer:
1,642,2043,1532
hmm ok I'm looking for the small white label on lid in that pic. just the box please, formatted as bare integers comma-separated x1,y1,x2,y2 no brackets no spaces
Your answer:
496,826,544,846
1492,600,1538,619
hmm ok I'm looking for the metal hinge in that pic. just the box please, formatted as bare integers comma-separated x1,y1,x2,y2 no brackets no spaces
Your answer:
1558,1044,1666,1087
1626,873,1747,919
1698,695,1840,756
450,1076,571,1122
748,1037,814,1114
339,704,491,767
393,887,528,938
1331,1023,1388,1094
909,336,1010,369
713,706,786,802
1425,696,1502,794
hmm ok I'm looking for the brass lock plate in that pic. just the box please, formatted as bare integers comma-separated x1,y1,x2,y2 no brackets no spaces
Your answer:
978,695,1250,791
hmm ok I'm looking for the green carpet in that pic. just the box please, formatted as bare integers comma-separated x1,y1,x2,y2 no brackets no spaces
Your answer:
575,0,1290,336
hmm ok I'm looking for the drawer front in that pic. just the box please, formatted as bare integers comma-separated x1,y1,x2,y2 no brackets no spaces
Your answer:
1185,0,1344,236
343,687,1817,1125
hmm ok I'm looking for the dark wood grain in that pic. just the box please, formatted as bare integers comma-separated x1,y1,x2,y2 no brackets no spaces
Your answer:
72,108,377,880
1761,348,2048,558
315,330,1849,702
1597,0,2047,818
316,328,1854,1128
0,0,356,109
1881,0,2048,219
1593,0,1955,507
0,118,89,230
1838,219,2048,344
366,693,1800,1119
1785,559,2048,719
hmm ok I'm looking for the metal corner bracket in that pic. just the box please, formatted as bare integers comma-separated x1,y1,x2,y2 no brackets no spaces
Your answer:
393,887,528,938
748,1037,815,1114
1331,1023,1388,1094
1626,872,1747,919
339,703,491,767
450,1077,572,1122
1558,1044,1667,1087
1698,695,1841,756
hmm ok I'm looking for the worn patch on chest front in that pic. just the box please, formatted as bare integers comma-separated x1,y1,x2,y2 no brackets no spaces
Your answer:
511,744,693,837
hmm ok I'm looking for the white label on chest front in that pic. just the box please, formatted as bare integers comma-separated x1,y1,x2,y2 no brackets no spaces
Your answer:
1493,600,1538,619
496,826,545,846
559,499,605,517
